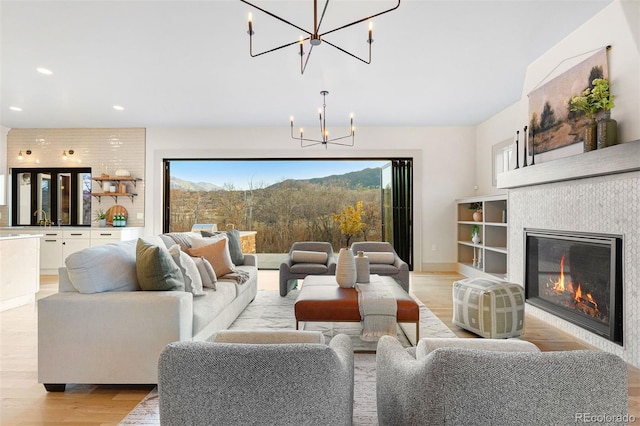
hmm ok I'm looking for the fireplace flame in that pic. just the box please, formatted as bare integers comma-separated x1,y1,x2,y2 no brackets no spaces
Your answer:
545,254,601,319
552,255,566,292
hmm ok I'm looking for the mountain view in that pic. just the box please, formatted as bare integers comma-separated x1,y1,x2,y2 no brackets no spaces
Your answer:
171,167,381,191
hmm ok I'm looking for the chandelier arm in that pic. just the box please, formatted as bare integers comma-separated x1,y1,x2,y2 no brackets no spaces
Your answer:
240,0,312,35
319,0,400,38
301,44,315,75
251,39,306,58
315,0,331,34
325,133,355,144
322,39,371,64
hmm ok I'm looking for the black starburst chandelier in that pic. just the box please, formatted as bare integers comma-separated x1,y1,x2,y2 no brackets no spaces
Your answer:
290,90,354,148
241,0,400,74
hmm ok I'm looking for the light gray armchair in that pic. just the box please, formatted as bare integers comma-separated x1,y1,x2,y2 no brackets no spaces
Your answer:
376,336,628,426
350,242,409,292
158,331,354,426
279,241,336,296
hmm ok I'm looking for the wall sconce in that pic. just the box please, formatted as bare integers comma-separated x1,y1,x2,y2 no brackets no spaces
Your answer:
62,149,74,160
18,149,32,160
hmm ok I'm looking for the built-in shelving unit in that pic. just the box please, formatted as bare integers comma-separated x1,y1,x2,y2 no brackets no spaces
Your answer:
91,176,141,202
457,194,508,280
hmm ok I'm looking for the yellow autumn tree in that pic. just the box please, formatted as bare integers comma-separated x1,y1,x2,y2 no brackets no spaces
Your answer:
332,201,365,247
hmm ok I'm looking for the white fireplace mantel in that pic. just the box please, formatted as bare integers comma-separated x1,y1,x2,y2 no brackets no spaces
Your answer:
497,139,640,189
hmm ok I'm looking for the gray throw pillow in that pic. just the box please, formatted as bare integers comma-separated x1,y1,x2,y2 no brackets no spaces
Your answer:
136,238,185,291
202,229,244,265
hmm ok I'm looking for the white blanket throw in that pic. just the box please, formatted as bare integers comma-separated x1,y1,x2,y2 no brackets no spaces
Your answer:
356,281,398,341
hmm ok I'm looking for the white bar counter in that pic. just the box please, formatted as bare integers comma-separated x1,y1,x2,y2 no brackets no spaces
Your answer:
0,233,41,312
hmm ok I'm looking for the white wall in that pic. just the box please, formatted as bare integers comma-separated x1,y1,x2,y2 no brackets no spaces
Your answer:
145,126,476,271
475,0,640,193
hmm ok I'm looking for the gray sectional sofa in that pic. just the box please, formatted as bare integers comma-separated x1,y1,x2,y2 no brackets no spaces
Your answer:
38,232,258,391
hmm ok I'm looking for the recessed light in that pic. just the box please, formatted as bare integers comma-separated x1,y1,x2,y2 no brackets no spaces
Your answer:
9,106,23,112
113,105,124,111
37,67,53,75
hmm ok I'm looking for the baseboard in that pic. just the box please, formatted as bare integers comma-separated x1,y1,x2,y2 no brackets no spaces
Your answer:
418,262,457,272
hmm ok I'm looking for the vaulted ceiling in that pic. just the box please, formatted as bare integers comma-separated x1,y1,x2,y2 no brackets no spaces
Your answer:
1,0,612,129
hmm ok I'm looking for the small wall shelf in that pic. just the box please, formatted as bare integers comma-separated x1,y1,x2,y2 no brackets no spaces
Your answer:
91,176,142,203
456,194,508,280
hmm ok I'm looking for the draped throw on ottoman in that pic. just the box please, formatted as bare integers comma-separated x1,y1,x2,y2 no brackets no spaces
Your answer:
357,282,397,341
452,277,524,338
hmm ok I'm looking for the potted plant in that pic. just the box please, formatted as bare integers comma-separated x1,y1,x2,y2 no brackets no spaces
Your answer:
471,225,481,244
469,202,483,222
94,209,107,227
590,78,617,148
567,78,616,150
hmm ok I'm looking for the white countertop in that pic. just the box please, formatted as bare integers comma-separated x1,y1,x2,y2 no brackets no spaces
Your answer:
0,233,43,241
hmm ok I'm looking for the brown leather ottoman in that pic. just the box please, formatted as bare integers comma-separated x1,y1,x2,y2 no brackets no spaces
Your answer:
294,275,420,341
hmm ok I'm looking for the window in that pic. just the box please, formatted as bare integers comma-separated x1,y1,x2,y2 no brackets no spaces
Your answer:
11,167,92,226
492,139,513,187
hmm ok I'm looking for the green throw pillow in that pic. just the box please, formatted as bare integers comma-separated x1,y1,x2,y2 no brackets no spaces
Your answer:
136,238,185,291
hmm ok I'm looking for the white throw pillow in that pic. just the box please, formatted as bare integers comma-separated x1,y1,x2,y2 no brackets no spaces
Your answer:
365,252,396,264
65,240,139,293
291,250,328,264
169,245,205,296
192,256,217,289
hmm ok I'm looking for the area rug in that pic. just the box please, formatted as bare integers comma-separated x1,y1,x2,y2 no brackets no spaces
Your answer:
119,290,454,425
228,289,455,351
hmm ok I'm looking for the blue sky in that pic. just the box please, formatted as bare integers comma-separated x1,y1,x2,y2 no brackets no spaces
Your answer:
170,160,388,190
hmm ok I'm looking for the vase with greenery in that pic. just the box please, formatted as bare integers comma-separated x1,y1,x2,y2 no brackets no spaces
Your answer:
471,225,480,244
567,78,616,151
469,202,483,222
590,78,617,148
94,209,107,227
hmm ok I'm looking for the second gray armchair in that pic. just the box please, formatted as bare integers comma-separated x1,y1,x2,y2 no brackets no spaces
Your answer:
351,241,409,292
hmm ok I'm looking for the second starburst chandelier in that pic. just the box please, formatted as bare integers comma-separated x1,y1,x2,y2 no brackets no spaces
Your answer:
290,91,354,148
242,0,401,74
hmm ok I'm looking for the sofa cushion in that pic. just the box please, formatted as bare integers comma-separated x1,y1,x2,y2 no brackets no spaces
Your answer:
186,238,235,277
291,250,328,264
136,238,185,291
169,244,205,296
290,263,329,274
192,282,237,336
188,232,226,249
64,239,139,293
202,229,245,266
365,252,396,264
193,256,217,289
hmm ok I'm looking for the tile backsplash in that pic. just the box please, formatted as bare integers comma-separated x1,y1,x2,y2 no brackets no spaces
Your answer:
3,128,145,227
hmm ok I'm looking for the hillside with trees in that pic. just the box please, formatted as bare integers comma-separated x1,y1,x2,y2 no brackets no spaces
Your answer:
169,169,383,253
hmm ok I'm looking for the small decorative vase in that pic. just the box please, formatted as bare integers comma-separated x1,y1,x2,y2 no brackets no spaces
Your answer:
98,219,107,227
584,118,597,152
472,234,480,244
472,210,483,222
597,110,617,149
336,248,357,288
355,251,370,283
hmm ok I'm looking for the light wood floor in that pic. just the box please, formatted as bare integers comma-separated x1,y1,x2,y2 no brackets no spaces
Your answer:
1,271,637,424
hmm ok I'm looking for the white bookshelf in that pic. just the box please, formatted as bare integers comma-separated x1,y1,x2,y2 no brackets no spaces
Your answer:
456,195,508,280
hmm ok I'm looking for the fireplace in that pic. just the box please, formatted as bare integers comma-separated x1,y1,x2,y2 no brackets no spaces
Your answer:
524,229,623,345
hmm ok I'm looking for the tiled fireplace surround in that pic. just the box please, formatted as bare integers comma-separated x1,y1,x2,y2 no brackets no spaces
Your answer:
504,144,639,368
